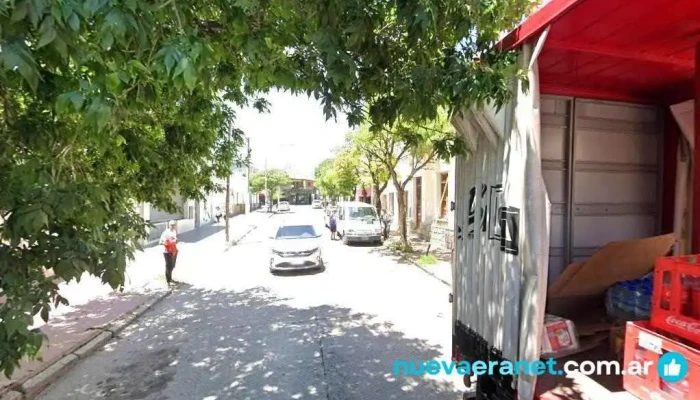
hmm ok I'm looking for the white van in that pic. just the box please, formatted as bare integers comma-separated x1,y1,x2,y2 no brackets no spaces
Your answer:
336,201,383,245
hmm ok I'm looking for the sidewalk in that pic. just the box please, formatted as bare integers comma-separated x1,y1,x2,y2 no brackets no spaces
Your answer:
0,210,273,399
405,233,452,287
377,233,452,287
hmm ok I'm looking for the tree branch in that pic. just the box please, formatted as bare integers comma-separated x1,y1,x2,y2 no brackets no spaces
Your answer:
402,149,437,187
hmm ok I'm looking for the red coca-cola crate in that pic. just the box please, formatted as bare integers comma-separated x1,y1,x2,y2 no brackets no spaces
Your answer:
624,321,700,399
651,255,700,346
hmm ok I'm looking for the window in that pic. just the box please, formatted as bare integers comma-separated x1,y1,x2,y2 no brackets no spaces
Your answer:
276,225,317,239
440,172,449,217
347,207,378,221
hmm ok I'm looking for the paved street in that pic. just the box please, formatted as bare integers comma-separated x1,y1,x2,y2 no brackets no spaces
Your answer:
37,206,461,400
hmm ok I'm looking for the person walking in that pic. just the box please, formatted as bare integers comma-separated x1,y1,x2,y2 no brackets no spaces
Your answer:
329,211,338,240
159,220,179,287
381,209,392,239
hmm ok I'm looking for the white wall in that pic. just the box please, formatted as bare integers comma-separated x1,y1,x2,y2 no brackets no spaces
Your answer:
380,157,456,243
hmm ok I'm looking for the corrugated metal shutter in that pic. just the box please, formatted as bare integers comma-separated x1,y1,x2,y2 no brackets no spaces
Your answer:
571,99,661,261
540,96,570,282
541,97,661,282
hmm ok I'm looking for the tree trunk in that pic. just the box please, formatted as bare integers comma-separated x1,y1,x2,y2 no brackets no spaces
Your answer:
396,185,408,247
373,184,382,214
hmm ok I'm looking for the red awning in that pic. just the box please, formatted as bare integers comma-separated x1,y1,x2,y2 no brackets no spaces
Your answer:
498,0,700,104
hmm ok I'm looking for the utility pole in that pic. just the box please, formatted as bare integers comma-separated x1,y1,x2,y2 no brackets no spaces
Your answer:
225,129,232,243
264,158,269,212
245,137,251,214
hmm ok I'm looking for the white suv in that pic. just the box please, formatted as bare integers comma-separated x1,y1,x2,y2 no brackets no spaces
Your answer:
312,200,322,209
277,201,290,212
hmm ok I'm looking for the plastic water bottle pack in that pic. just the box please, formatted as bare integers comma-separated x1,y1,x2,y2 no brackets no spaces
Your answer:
605,274,653,320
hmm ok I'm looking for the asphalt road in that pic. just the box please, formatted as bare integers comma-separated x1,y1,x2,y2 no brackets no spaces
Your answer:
38,205,462,400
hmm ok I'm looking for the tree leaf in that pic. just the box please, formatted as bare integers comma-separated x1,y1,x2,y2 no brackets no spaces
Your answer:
40,306,50,323
53,36,68,60
37,27,57,49
101,32,114,50
106,72,120,92
54,259,74,279
11,1,28,22
172,57,190,78
164,52,176,75
183,62,197,89
68,12,80,31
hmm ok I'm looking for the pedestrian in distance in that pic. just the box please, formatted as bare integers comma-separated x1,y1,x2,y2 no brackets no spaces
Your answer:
159,220,179,287
381,209,392,239
215,206,222,223
329,211,338,240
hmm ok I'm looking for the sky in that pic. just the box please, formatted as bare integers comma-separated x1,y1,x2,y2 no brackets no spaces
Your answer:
233,90,350,180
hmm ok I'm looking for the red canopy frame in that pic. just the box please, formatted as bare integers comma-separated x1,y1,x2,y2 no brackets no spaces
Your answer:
498,0,700,251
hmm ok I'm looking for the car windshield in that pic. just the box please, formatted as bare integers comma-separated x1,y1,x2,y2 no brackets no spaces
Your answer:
347,207,378,221
275,225,317,239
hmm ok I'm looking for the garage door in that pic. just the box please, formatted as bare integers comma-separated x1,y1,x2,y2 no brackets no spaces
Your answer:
541,97,661,283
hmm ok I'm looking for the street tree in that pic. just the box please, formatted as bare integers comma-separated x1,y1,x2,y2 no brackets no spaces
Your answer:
0,0,531,375
250,169,292,202
355,110,461,247
332,147,361,199
314,153,358,200
348,132,390,214
314,159,340,199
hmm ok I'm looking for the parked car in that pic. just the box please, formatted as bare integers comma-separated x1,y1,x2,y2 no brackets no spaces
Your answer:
312,199,323,209
277,201,290,212
336,201,383,245
268,223,324,274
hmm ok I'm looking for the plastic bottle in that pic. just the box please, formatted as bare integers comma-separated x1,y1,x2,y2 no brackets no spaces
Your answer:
634,281,645,319
620,282,634,315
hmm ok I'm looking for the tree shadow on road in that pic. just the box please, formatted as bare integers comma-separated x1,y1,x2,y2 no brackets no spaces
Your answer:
177,224,226,244
41,286,462,400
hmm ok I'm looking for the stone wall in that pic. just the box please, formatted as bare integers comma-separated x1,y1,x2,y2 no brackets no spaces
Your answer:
429,218,454,251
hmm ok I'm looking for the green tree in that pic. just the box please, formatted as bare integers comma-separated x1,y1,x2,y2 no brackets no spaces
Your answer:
314,159,339,199
332,147,361,198
314,149,360,200
348,132,390,214
250,169,291,202
0,0,531,374
355,110,460,247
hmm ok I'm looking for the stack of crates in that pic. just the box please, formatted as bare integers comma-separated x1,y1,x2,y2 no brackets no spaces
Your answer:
623,255,700,399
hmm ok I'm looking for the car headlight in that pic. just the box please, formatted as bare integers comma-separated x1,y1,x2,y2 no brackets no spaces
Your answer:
272,249,283,256
347,229,355,234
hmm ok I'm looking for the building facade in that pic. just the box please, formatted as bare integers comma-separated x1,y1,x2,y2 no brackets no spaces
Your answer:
136,158,258,245
380,158,456,250
283,177,318,205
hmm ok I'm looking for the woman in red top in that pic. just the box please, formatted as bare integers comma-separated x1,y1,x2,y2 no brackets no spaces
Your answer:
159,220,178,286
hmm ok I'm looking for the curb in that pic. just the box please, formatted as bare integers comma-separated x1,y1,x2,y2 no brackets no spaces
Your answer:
411,261,451,287
1,289,173,400
225,211,276,251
